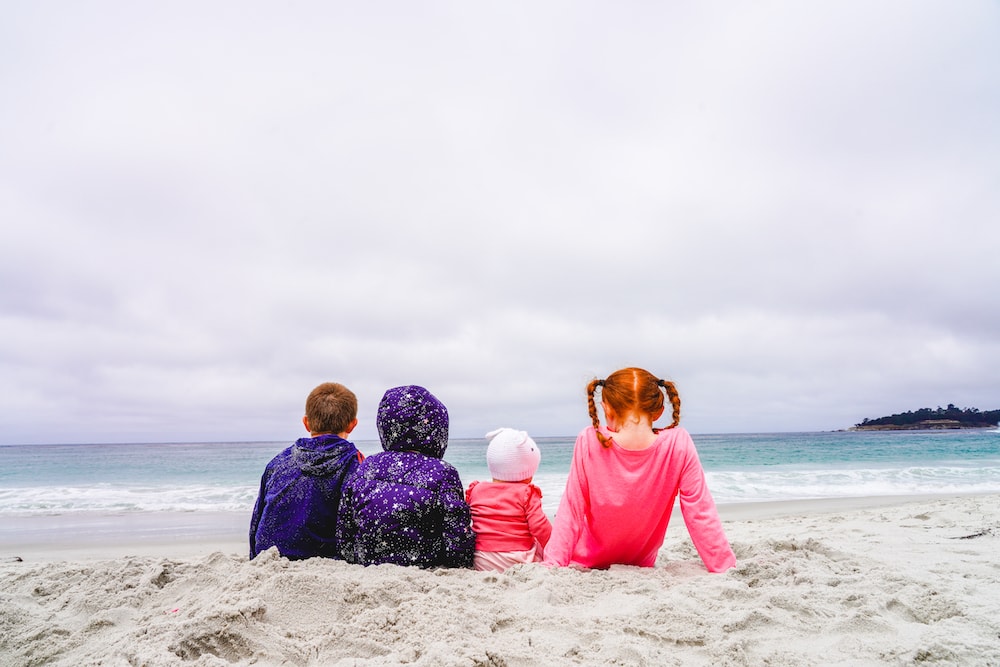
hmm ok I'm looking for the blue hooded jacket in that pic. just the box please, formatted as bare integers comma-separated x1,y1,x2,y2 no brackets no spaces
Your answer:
249,433,362,560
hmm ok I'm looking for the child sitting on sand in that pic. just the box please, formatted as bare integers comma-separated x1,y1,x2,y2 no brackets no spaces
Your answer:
249,382,364,560
337,385,475,568
543,367,736,572
466,428,552,571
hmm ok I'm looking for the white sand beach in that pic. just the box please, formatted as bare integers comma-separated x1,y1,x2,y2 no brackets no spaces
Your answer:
2,494,998,666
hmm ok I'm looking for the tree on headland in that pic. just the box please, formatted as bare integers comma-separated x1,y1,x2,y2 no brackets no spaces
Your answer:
855,405,1000,429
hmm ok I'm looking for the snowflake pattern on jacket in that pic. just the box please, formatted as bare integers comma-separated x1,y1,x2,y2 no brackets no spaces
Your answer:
336,385,475,568
337,450,474,567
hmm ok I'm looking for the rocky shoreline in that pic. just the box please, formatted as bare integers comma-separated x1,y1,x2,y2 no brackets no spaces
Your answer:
851,419,997,431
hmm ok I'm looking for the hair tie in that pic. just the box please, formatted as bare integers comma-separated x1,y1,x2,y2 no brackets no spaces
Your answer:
657,379,666,387
596,379,605,387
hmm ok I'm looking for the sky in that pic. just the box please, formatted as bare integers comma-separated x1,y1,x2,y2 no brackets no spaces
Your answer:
2,2,999,445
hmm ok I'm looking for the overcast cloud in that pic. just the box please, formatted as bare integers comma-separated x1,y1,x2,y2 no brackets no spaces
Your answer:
2,1,998,444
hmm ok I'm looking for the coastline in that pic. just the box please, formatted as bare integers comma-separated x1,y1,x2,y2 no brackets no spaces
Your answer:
0,491,990,561
850,422,1000,431
2,493,998,665
0,511,249,562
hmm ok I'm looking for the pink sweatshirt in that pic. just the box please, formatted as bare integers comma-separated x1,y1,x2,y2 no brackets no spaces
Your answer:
543,426,736,572
466,481,552,552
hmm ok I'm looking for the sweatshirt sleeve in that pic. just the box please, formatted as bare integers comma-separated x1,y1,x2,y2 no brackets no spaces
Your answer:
542,432,590,566
677,437,736,572
524,485,553,549
248,470,268,560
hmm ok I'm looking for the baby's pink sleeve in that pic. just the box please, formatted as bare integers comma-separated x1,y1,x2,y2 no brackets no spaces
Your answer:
524,485,553,548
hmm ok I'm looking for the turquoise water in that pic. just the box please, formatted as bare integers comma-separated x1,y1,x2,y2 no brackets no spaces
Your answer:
2,429,999,517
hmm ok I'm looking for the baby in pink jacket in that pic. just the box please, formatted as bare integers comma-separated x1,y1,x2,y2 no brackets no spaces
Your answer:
466,428,552,572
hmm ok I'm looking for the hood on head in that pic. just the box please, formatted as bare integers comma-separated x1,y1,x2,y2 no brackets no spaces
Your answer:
291,435,358,476
376,385,449,458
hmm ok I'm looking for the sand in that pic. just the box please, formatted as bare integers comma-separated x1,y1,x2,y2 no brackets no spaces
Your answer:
1,494,998,666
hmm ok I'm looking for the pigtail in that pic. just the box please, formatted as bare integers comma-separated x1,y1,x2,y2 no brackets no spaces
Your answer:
659,379,681,429
586,378,611,447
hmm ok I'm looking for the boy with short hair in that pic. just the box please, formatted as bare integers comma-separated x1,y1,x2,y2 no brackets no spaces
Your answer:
249,382,363,560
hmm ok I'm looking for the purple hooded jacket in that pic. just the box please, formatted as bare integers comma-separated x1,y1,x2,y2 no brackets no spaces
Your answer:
337,386,475,568
249,433,362,560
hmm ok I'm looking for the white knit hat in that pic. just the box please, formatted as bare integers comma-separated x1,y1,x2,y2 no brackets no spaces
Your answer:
485,427,541,482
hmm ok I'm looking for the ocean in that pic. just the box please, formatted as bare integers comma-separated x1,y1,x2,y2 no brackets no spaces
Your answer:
2,429,1000,520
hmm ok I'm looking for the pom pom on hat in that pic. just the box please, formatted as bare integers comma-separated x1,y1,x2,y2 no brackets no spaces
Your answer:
486,427,541,482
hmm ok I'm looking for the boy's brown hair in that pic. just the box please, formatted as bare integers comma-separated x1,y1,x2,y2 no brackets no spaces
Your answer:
305,382,358,434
